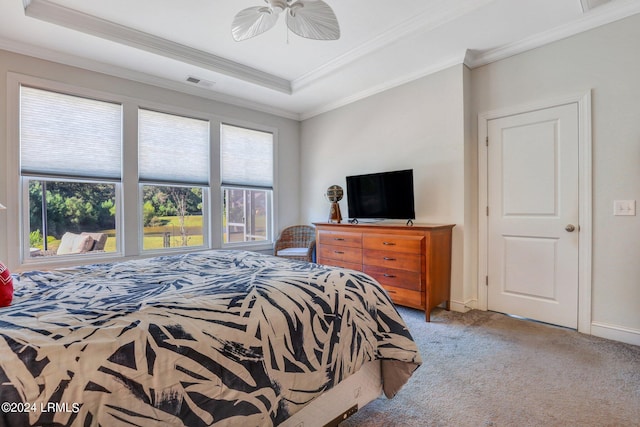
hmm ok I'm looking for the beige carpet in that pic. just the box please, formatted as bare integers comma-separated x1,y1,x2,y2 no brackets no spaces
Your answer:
342,307,640,427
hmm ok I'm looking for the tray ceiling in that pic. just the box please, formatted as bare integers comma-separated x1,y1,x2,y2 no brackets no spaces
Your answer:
0,0,638,119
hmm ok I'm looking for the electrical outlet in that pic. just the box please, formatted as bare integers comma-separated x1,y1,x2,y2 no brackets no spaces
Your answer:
613,200,636,216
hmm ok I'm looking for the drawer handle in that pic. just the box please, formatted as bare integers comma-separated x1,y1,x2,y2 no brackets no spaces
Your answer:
334,250,345,254
386,289,397,294
383,274,396,278
383,257,397,261
334,238,345,241
382,242,396,246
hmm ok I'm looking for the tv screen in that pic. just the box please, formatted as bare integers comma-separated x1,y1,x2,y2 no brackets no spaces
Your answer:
346,169,415,220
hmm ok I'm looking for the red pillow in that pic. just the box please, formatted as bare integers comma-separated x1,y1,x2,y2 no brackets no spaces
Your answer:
0,261,13,307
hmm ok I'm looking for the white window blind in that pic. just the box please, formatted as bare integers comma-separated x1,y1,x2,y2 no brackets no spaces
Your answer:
20,86,122,180
138,109,210,185
221,124,273,188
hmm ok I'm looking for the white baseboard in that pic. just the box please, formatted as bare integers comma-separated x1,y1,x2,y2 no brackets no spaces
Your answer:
591,321,640,346
449,299,473,313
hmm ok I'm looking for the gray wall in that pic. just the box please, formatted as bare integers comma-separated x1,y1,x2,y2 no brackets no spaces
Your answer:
300,64,472,312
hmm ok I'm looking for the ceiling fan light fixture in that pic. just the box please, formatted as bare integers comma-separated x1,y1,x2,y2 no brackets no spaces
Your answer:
285,0,340,40
288,2,304,17
232,0,339,41
268,0,288,14
231,5,280,41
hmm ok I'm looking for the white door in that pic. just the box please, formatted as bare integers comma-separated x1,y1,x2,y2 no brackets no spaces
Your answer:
487,103,579,329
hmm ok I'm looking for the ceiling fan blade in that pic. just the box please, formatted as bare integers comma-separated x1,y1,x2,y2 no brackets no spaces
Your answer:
232,6,280,41
286,0,340,40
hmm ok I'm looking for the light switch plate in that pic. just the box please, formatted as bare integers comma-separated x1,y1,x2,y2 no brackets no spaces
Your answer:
613,200,636,216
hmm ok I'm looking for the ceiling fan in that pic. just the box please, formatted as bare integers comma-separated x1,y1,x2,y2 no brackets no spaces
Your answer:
232,0,340,42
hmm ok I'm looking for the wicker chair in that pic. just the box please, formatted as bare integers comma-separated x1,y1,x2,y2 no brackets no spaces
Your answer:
274,225,316,262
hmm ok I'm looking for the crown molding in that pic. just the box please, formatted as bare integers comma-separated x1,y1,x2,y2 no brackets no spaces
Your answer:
302,0,640,119
0,39,301,121
465,0,640,69
292,0,496,91
23,0,292,94
14,0,640,122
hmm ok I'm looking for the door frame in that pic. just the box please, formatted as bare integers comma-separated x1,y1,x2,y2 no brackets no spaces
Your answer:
477,92,593,334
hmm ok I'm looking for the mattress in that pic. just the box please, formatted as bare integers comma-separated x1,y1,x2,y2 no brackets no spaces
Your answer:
281,359,382,427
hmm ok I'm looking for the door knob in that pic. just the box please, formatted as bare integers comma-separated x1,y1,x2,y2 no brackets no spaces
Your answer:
565,224,576,232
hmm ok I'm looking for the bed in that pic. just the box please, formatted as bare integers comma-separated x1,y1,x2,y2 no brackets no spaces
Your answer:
0,250,421,426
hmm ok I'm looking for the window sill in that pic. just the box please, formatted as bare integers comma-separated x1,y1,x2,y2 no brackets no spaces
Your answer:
222,242,274,253
18,244,276,272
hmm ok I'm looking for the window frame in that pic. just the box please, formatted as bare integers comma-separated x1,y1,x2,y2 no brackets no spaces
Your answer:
15,79,125,265
139,182,209,254
219,122,277,250
20,176,122,263
137,107,212,254
221,185,273,246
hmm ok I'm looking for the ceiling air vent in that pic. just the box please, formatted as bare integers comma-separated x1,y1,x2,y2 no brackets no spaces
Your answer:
186,76,215,89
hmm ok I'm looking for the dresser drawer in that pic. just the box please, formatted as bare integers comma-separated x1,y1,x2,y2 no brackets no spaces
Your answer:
318,230,362,248
364,249,422,272
321,259,362,271
318,245,363,265
382,285,424,310
364,266,421,291
363,234,424,253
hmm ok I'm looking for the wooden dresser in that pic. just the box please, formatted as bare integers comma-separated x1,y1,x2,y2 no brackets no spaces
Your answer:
314,222,455,321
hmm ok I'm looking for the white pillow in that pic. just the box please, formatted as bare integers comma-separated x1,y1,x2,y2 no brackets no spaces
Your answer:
57,232,94,255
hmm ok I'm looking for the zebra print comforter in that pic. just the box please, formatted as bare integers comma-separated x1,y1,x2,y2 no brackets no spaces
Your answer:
0,250,421,426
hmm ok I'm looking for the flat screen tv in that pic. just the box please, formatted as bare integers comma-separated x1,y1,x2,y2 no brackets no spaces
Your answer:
346,169,415,221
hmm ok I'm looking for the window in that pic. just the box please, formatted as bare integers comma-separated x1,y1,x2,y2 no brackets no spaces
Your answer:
20,86,121,258
15,80,279,262
138,109,209,250
223,187,271,243
221,124,273,244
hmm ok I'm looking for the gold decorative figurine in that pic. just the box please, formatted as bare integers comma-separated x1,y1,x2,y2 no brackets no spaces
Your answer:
326,185,343,223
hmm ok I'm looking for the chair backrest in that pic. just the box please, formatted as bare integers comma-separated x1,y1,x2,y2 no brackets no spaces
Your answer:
277,225,315,246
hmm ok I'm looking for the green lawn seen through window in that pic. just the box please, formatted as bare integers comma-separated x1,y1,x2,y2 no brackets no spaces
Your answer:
33,213,268,255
